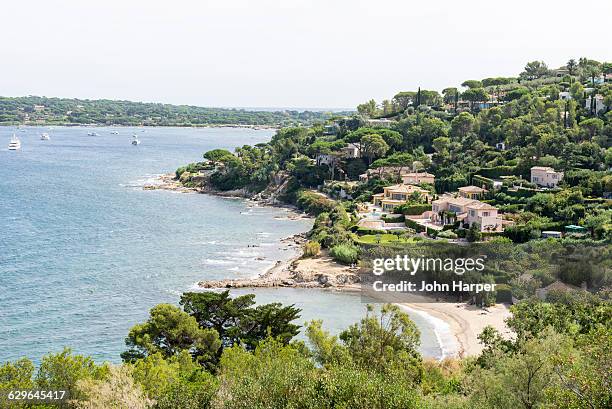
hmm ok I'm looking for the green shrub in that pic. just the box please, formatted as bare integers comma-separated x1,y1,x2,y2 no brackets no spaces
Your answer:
330,243,360,265
303,241,321,257
296,190,335,215
436,230,458,239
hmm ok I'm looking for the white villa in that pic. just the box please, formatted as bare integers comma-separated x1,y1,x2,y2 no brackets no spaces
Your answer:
341,143,361,158
531,166,563,188
372,184,431,212
432,194,504,232
458,185,487,199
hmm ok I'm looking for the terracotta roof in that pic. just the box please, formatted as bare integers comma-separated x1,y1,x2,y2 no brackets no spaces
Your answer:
466,202,498,211
458,185,486,193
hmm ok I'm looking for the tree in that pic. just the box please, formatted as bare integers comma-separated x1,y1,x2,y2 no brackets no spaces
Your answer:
520,61,550,80
442,87,459,104
179,291,301,353
461,80,482,89
122,304,221,364
72,366,154,409
466,223,482,242
357,99,380,118
450,112,475,139
469,330,574,409
461,88,490,111
566,59,578,76
36,348,110,400
203,149,234,163
360,134,389,164
579,118,604,140
392,91,417,111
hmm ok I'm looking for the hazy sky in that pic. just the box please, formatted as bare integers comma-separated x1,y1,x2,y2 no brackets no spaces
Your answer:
2,0,610,109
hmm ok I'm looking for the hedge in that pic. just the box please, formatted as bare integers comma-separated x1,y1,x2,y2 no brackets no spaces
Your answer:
472,175,495,190
356,227,387,235
381,214,405,223
397,204,432,215
405,219,425,233
476,166,518,179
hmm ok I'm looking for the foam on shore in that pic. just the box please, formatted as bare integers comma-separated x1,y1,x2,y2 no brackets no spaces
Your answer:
399,305,460,360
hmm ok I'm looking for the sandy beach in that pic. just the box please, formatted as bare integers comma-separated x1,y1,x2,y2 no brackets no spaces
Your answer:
401,299,513,357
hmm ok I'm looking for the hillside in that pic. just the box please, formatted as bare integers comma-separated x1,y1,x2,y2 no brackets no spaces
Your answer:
0,96,352,127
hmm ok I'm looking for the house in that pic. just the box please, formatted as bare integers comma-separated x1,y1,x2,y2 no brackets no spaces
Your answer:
531,166,564,188
558,91,571,100
536,281,584,300
585,94,606,114
366,118,394,128
316,153,338,166
458,185,487,199
323,124,339,135
341,143,361,158
401,172,435,186
360,166,413,182
372,184,431,212
564,225,588,236
495,142,506,150
465,202,503,232
432,194,504,232
542,231,562,238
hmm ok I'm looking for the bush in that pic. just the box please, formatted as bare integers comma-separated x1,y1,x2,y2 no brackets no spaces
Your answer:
303,241,321,257
296,190,335,215
330,243,360,265
436,230,458,239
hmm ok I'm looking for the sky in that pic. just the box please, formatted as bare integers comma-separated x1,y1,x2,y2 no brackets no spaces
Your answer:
2,0,610,110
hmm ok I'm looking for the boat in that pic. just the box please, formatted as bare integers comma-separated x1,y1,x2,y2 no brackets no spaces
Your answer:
131,135,141,145
110,131,119,135
8,134,21,150
40,133,50,140
87,132,99,136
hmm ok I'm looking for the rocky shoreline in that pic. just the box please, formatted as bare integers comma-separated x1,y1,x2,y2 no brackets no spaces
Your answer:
143,174,360,290
197,244,361,291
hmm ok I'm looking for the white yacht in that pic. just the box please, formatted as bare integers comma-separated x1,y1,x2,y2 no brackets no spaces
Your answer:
8,134,21,150
131,134,140,145
87,131,99,136
40,132,50,140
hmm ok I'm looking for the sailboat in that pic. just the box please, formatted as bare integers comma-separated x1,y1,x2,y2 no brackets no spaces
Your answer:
8,134,21,150
41,132,50,140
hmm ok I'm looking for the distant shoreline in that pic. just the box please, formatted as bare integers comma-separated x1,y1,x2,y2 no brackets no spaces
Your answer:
1,123,280,130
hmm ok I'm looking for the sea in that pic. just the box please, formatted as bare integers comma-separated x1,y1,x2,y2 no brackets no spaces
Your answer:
0,126,453,364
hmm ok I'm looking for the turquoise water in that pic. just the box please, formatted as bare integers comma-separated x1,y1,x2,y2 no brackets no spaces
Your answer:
0,126,444,363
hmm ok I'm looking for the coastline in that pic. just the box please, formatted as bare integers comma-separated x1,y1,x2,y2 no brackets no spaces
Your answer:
145,174,361,291
400,299,512,358
4,123,280,130
144,175,510,359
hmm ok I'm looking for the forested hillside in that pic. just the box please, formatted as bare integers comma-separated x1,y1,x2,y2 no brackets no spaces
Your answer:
0,96,350,127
